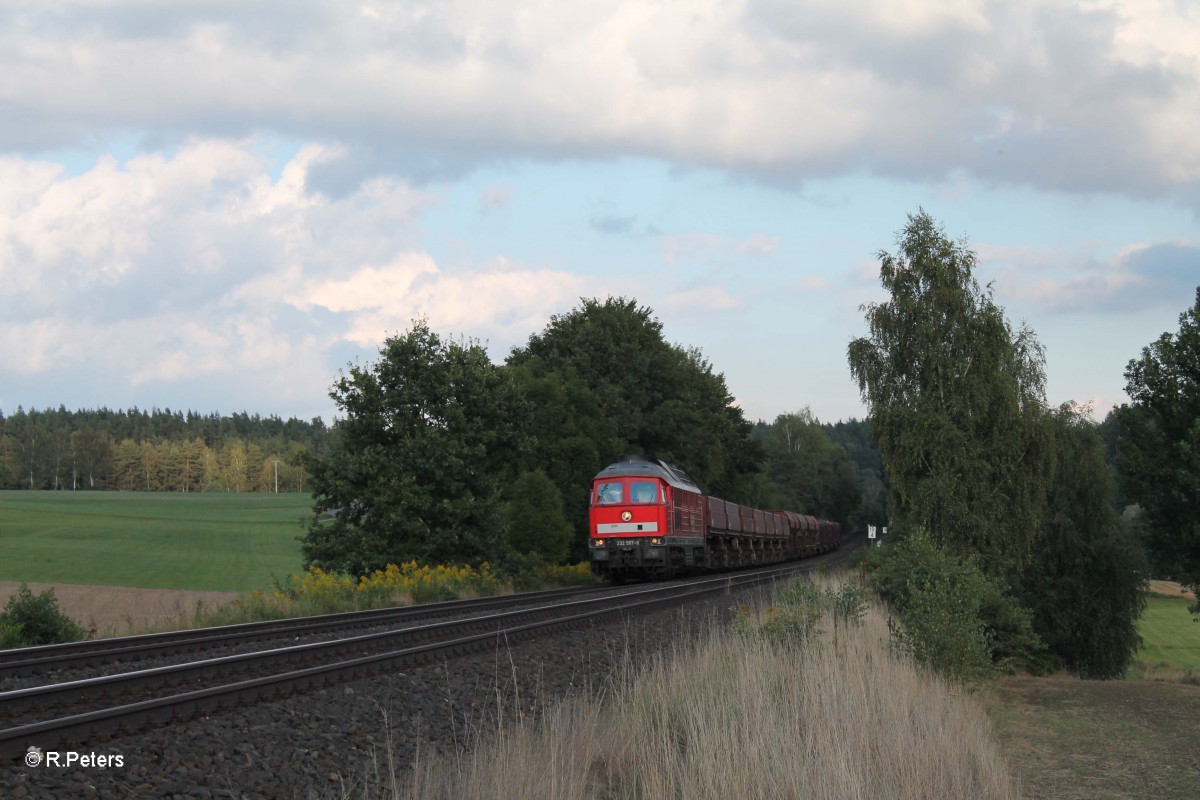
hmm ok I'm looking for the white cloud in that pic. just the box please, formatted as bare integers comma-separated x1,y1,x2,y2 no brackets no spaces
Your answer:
664,286,744,311
848,258,882,286
0,139,599,400
479,186,511,212
0,320,70,374
1,2,1196,198
291,256,442,316
293,257,591,348
791,275,832,291
2,2,1197,425
979,239,1199,314
738,233,780,256
660,233,729,265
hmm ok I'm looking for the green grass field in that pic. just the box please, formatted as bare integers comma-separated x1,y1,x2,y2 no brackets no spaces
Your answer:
1137,594,1200,670
0,491,309,592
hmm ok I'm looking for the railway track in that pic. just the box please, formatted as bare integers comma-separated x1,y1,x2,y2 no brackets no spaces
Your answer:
1,546,854,762
0,583,608,682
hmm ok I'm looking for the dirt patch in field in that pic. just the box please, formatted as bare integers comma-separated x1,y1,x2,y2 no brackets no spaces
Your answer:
990,675,1200,800
0,581,239,636
1148,579,1196,600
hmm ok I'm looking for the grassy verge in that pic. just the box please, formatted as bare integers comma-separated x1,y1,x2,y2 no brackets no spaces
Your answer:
1131,593,1200,675
986,587,1200,799
338,577,1017,799
0,491,307,591
990,676,1200,800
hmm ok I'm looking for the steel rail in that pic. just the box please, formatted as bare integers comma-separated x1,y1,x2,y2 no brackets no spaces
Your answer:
0,578,719,721
0,540,856,679
0,555,850,760
0,583,609,678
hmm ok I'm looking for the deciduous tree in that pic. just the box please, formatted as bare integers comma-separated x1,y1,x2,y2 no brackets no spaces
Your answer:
301,321,527,575
508,297,760,500
760,409,859,526
1115,286,1200,611
506,365,623,559
847,210,1051,575
502,470,573,564
1021,406,1148,677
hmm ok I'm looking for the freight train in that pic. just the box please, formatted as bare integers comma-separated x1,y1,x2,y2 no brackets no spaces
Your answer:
588,456,841,582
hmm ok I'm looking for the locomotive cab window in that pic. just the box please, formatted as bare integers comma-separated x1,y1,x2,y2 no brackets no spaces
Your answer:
596,482,623,504
630,481,658,503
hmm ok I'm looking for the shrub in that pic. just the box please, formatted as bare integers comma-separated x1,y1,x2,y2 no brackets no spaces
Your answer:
495,551,552,592
273,561,508,613
536,561,594,586
862,529,1043,680
495,553,596,592
1,623,24,648
502,470,573,564
735,577,868,648
0,584,87,648
357,561,504,604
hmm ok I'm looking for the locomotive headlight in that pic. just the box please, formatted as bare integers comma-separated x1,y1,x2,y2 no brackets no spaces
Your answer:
592,539,605,548
649,537,663,546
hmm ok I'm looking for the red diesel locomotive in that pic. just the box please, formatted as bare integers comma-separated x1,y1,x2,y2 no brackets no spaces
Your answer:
588,456,841,582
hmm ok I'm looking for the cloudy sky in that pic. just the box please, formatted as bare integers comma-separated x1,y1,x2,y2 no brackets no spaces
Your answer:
2,0,1198,426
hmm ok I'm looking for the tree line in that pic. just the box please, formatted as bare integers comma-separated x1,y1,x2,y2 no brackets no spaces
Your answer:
298,298,883,577
849,209,1200,679
1,301,880,568
0,407,335,492
1104,288,1200,611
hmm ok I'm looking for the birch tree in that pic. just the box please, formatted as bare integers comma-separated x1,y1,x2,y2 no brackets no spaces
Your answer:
847,210,1051,575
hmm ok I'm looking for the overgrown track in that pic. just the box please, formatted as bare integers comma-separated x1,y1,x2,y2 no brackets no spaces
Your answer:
0,544,855,761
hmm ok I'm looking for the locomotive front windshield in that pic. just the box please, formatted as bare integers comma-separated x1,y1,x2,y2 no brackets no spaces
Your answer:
595,480,660,504
596,482,623,504
629,481,657,503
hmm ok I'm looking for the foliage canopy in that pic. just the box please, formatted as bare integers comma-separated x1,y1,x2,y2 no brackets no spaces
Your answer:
301,321,526,574
849,210,1149,680
502,469,574,565
507,296,762,499
1115,286,1200,612
847,210,1051,574
0,583,86,649
1020,406,1148,677
756,409,859,527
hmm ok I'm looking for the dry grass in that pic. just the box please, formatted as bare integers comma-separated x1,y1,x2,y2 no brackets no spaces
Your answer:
1125,660,1200,685
346,580,1018,800
1147,580,1196,601
0,580,239,638
990,675,1200,800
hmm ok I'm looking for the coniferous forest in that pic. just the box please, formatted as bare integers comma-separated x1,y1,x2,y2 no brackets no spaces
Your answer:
0,406,335,492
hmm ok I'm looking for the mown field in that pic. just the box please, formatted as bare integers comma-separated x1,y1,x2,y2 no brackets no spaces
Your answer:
989,587,1200,800
0,491,308,591
1137,593,1200,670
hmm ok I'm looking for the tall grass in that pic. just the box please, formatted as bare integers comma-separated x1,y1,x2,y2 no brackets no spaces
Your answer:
343,577,1018,800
